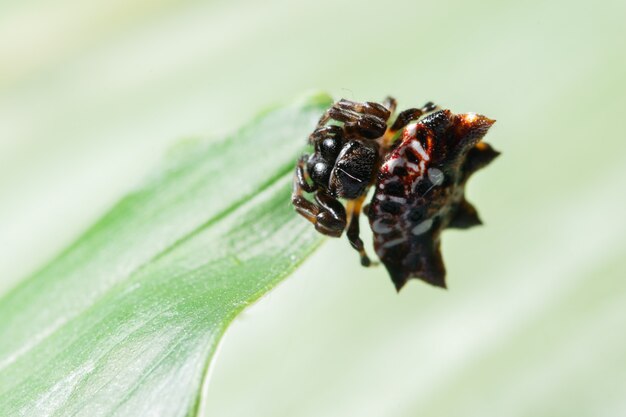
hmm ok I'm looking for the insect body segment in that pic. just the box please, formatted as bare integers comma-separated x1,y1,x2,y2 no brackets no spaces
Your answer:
292,97,498,291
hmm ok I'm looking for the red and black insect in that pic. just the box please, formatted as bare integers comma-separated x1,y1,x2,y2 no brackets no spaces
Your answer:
292,97,499,290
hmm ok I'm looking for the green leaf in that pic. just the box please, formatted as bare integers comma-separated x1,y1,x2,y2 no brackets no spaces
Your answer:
0,93,333,416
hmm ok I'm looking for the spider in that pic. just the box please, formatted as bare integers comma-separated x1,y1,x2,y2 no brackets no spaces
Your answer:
292,97,498,290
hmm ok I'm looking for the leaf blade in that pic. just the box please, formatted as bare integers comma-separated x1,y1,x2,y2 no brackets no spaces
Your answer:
0,93,332,416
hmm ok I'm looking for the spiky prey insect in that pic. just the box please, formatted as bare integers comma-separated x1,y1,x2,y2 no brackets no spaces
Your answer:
292,97,499,290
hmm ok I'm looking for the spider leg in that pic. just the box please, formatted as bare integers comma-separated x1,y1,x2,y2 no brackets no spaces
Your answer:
382,96,397,116
313,191,347,236
308,125,342,145
295,154,316,193
389,101,438,132
317,99,390,127
336,99,390,119
344,115,388,139
292,158,347,237
346,195,375,267
381,101,439,150
316,99,393,140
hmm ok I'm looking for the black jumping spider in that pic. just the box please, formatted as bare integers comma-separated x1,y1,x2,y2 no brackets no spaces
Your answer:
292,97,498,290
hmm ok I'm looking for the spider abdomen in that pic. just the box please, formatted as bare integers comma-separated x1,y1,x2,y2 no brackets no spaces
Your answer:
368,110,498,290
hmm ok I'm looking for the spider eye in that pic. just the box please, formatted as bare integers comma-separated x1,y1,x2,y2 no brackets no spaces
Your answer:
320,137,341,159
309,160,331,186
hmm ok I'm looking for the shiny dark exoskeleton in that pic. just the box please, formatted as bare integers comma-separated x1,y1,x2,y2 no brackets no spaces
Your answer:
306,131,378,200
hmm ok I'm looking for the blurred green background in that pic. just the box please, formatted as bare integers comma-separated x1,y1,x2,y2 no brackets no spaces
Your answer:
1,0,625,416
